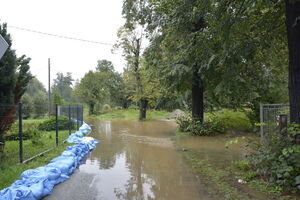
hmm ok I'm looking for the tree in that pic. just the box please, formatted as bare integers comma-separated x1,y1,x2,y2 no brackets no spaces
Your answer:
53,92,64,105
0,23,32,148
74,71,109,114
117,0,150,120
96,60,114,72
96,59,128,108
22,77,48,118
25,77,46,96
52,72,74,102
285,0,300,123
141,0,287,122
32,91,48,118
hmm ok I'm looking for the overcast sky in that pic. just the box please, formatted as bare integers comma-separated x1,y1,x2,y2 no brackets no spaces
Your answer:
0,0,125,87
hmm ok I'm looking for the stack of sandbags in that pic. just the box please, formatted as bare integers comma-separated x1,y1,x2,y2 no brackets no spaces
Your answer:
0,166,68,199
0,122,99,200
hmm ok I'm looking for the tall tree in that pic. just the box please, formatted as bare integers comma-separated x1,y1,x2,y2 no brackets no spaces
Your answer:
119,0,152,120
0,23,32,148
285,0,300,123
143,0,287,122
116,26,147,120
52,72,74,102
74,70,109,114
96,60,114,72
22,78,48,118
96,59,128,108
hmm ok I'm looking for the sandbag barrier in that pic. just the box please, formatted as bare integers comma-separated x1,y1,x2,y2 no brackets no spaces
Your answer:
0,122,99,200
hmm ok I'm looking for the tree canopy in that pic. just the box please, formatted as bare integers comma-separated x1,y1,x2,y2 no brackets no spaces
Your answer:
0,23,32,145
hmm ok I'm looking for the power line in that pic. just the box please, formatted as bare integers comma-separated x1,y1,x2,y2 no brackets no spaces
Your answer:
8,25,114,46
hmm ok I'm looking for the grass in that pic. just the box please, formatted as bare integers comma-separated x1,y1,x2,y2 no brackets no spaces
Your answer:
173,131,299,200
0,143,68,189
90,109,170,120
4,130,70,162
179,150,298,200
0,118,74,190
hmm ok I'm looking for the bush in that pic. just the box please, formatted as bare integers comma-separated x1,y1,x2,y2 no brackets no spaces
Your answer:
207,109,252,132
102,104,111,111
37,116,75,131
249,135,300,191
4,125,45,142
232,160,251,171
4,122,40,141
114,106,122,110
26,128,43,145
128,104,139,110
176,114,225,136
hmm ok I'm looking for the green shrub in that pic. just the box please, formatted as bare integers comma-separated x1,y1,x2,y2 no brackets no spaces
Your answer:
249,135,300,191
207,109,252,132
232,160,251,171
4,125,45,142
4,122,40,141
128,104,139,110
114,106,122,110
102,104,111,111
176,114,225,136
37,116,75,131
25,128,44,145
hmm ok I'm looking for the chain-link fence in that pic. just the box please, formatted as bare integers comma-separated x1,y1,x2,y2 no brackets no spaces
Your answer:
0,103,84,165
260,103,289,139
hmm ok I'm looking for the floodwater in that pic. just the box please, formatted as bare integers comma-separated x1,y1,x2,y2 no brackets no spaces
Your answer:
45,119,246,200
176,134,248,169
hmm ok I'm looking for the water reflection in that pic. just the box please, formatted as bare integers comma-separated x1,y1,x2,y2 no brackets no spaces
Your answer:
87,119,209,200
46,119,218,200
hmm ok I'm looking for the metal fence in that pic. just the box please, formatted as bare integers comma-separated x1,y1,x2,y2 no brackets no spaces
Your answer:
0,103,84,164
260,103,289,139
57,105,84,131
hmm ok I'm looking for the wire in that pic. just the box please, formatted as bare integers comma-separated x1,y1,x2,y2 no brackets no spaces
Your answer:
8,25,114,46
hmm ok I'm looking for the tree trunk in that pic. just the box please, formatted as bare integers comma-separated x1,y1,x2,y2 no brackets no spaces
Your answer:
89,103,95,115
139,99,148,120
285,0,300,123
0,135,5,154
192,70,204,123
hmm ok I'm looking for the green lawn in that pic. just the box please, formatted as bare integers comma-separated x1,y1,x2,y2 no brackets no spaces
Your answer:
0,143,68,189
90,109,170,120
0,129,71,190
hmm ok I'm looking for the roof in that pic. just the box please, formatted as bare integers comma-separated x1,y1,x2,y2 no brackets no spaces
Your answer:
0,34,9,60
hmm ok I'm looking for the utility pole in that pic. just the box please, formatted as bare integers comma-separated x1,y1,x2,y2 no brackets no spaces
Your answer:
48,58,51,117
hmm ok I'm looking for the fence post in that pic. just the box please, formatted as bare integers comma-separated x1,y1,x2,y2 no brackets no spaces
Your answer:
55,104,58,146
76,105,79,130
259,103,264,141
18,103,23,163
69,105,71,135
82,105,84,125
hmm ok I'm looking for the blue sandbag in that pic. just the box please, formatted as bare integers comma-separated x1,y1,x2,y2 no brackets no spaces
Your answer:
0,121,99,200
0,185,37,200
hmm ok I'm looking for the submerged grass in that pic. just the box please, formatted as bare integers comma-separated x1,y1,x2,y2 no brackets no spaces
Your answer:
175,135,299,200
90,109,170,120
180,151,298,200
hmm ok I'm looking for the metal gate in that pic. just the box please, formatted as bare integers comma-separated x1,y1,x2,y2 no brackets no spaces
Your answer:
259,103,289,139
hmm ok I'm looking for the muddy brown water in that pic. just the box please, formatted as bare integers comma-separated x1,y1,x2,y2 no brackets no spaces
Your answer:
45,119,247,200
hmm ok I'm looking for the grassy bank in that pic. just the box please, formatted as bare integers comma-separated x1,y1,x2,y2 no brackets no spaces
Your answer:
174,133,299,200
0,118,73,190
0,143,68,189
90,109,170,120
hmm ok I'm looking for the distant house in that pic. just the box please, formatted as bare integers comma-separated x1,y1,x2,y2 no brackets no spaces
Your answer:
0,34,8,60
